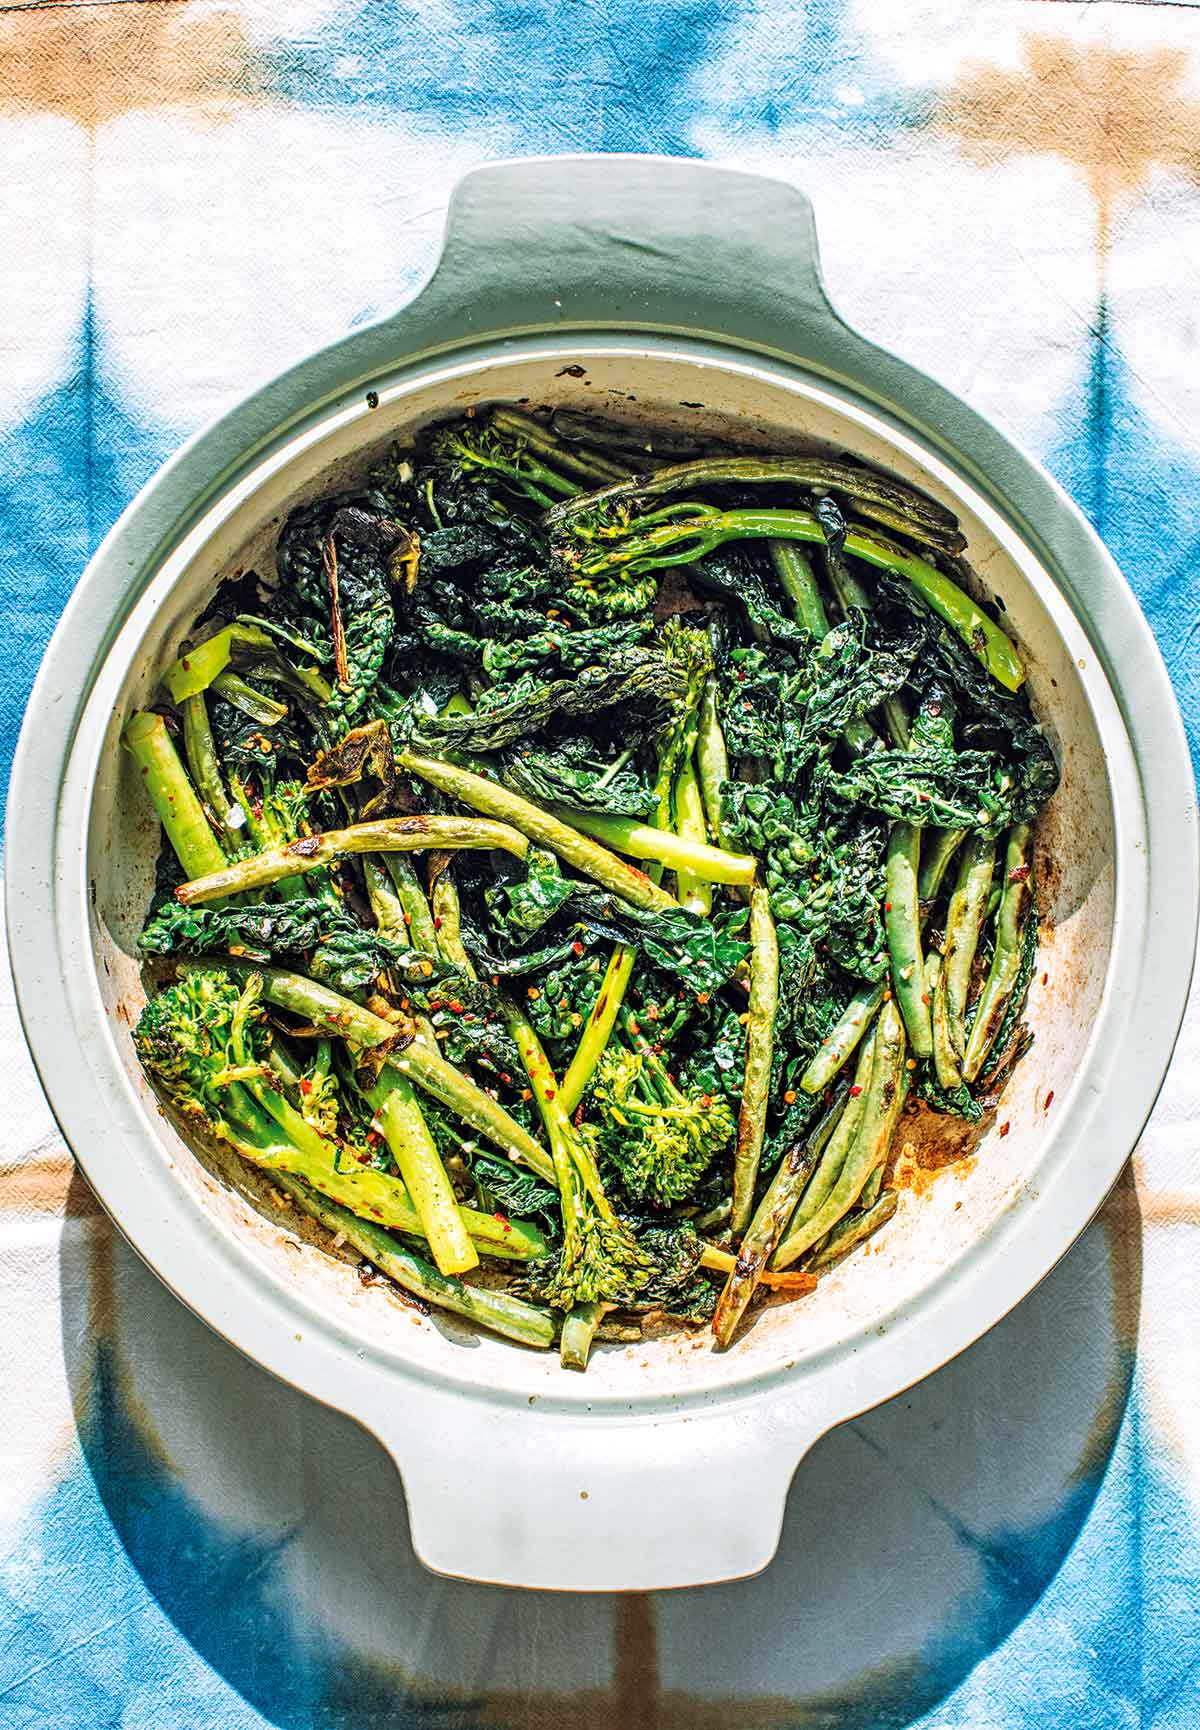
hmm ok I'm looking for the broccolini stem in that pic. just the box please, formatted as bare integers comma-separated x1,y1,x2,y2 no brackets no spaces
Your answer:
491,407,631,486
808,1189,899,1270
546,803,756,887
962,824,1033,1082
560,1301,610,1372
565,508,1023,691
363,1066,478,1277
392,1038,559,1188
499,995,612,1219
164,621,281,702
770,540,829,637
240,1075,543,1260
271,1173,555,1349
885,823,933,1058
799,982,884,1094
918,826,968,901
176,814,529,905
696,675,729,846
397,749,680,914
731,885,779,1236
181,961,557,1185
934,832,996,1086
712,1084,846,1347
226,1003,540,1260
673,748,713,915
544,455,965,553
559,943,636,1116
774,1031,877,1269
181,693,244,837
123,711,230,880
774,1000,906,1267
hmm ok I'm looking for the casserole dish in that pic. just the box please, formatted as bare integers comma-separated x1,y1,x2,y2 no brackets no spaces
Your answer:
8,155,1197,1591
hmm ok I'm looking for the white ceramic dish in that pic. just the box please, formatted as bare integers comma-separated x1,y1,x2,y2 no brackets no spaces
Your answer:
8,156,1197,1590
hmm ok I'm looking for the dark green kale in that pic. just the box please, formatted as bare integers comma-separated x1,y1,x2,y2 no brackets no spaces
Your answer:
138,896,434,995
275,492,413,728
500,732,657,818
413,648,682,753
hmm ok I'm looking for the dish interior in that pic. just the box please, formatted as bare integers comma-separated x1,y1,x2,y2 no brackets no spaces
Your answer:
81,347,1118,1403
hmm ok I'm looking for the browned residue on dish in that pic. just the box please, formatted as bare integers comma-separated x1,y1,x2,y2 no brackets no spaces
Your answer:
888,1100,987,1198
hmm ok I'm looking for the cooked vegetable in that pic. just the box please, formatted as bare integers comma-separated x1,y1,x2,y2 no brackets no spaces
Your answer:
731,885,779,1234
933,832,996,1087
808,1188,899,1270
124,711,229,879
885,823,932,1058
273,1173,555,1349
175,813,529,905
963,824,1034,1082
589,1013,736,1207
712,1082,846,1347
126,406,1055,1367
773,999,906,1268
397,748,679,913
133,971,546,1273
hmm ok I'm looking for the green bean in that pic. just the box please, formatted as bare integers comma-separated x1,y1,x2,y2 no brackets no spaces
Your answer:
799,982,884,1094
808,1190,899,1270
696,674,730,846
123,711,229,880
927,949,958,1091
774,1000,905,1267
181,692,243,835
397,749,680,914
210,670,288,726
859,1162,885,1212
936,831,996,1084
774,1031,877,1269
963,824,1033,1082
731,885,779,1235
712,1084,846,1348
430,870,477,978
918,826,967,901
271,1173,554,1350
885,823,932,1057
176,814,529,905
384,853,440,956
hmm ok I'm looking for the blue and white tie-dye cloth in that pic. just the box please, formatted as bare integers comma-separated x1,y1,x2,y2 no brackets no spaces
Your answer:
3,5,1199,1726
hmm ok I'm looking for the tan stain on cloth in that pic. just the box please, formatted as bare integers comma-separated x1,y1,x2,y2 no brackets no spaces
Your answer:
0,0,267,128
936,35,1200,270
0,1152,102,1217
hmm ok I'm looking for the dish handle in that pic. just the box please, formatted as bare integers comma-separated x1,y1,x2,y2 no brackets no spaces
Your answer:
387,152,839,355
367,1387,828,1591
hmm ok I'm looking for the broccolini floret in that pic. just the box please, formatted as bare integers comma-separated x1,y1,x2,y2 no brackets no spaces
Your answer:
589,1029,735,1208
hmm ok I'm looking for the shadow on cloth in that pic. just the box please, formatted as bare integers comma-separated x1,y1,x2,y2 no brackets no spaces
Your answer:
57,1165,1142,1730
